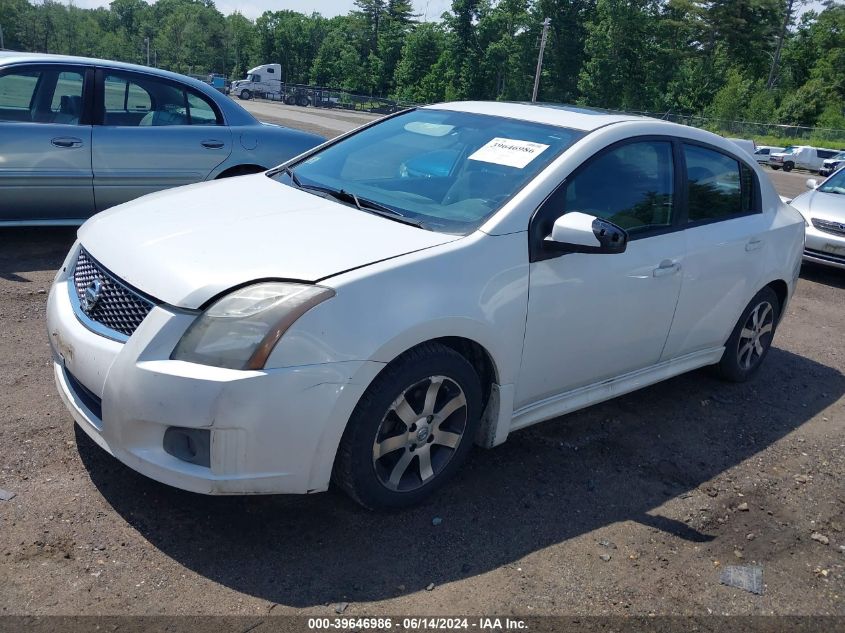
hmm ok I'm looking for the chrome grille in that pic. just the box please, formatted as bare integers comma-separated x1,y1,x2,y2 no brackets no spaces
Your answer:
812,218,845,237
72,248,155,338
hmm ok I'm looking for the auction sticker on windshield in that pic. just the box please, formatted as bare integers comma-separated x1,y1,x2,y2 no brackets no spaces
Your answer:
469,137,550,168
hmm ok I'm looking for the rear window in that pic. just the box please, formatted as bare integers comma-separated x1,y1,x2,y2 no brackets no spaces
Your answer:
684,144,755,223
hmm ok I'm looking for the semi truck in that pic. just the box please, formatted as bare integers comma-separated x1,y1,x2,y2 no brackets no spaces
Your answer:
230,64,311,106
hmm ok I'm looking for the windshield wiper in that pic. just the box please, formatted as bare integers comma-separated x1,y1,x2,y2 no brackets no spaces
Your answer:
281,166,302,188
342,192,428,229
301,183,428,229
279,169,428,229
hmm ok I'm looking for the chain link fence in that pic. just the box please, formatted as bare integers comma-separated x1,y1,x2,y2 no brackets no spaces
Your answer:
629,111,845,147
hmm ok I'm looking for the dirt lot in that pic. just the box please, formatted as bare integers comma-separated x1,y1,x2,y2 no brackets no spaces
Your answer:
1,160,843,618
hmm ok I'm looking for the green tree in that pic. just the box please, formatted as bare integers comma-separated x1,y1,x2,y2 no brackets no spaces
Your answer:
578,0,662,110
311,29,365,91
532,0,595,103
393,22,447,102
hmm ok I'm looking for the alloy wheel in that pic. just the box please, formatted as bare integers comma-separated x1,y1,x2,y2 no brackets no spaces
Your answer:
372,376,468,492
737,300,774,370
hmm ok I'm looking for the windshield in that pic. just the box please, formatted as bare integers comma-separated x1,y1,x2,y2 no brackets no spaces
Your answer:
781,146,797,154
831,152,845,161
819,168,845,195
271,108,584,234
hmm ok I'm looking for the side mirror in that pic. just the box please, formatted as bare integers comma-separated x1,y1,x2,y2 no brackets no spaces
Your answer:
545,212,628,255
806,178,818,190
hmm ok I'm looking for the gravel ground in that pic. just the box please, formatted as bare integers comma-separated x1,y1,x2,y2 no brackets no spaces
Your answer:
0,130,843,617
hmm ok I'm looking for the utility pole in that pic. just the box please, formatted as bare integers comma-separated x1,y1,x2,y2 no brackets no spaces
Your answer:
0,23,5,50
145,37,150,66
532,17,551,103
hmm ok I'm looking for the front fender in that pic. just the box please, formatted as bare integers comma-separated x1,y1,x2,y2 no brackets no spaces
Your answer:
265,231,530,386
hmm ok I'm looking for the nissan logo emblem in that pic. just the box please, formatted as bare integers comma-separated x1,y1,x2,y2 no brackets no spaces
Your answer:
80,278,104,313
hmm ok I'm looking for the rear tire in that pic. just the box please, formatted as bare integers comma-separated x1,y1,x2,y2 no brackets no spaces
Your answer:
333,342,482,510
296,94,309,107
714,287,780,383
284,95,296,105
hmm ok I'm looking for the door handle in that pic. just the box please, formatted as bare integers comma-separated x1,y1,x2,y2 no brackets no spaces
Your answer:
653,260,681,277
746,238,763,252
51,137,83,148
201,140,225,149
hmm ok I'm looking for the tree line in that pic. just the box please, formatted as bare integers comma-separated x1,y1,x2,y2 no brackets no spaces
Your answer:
1,0,843,131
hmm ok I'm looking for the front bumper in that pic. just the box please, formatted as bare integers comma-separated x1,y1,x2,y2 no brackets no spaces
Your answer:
47,265,383,495
803,223,845,270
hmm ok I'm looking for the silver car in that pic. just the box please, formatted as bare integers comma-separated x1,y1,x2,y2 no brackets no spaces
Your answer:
790,170,845,270
0,52,325,225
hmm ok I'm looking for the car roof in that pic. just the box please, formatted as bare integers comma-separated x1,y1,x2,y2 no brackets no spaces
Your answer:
425,100,654,132
1,51,197,85
0,51,257,125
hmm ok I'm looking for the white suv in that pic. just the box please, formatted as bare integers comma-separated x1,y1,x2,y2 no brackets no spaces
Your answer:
47,102,805,509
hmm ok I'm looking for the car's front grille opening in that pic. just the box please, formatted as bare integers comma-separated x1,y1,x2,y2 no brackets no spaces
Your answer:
811,218,845,238
72,248,157,338
63,367,103,421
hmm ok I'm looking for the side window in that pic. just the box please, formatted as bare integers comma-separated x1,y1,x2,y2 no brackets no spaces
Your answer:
684,144,755,223
186,91,220,125
565,141,675,233
48,70,84,124
252,74,262,83
104,75,152,114
104,72,187,126
0,70,40,120
0,68,84,124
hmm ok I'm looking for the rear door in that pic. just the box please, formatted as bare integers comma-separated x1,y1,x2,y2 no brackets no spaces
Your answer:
0,64,94,221
92,69,232,211
661,142,769,359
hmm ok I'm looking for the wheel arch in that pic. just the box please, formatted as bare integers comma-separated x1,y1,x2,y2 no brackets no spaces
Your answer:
765,278,789,323
305,334,505,493
214,164,267,179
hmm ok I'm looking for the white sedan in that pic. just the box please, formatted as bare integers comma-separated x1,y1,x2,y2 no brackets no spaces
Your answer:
47,102,805,509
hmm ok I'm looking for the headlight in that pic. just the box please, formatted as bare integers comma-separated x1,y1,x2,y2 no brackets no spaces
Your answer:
171,282,334,370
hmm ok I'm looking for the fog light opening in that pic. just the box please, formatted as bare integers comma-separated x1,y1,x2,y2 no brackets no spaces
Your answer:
163,427,211,468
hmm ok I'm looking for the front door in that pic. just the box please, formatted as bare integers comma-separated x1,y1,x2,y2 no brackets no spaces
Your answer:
92,69,232,211
0,65,94,221
516,139,685,409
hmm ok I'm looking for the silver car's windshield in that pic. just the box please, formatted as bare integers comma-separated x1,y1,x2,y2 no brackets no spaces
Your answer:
272,109,584,234
819,168,845,195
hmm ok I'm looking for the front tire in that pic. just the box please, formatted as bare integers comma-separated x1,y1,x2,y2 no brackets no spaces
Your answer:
333,342,482,510
239,89,251,100
783,162,794,172
770,165,780,171
715,287,780,382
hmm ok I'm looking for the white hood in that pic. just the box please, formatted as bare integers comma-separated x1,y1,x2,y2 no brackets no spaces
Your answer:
79,175,459,309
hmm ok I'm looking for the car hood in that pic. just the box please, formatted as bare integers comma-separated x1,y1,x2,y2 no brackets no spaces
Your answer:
790,188,845,222
79,175,460,309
